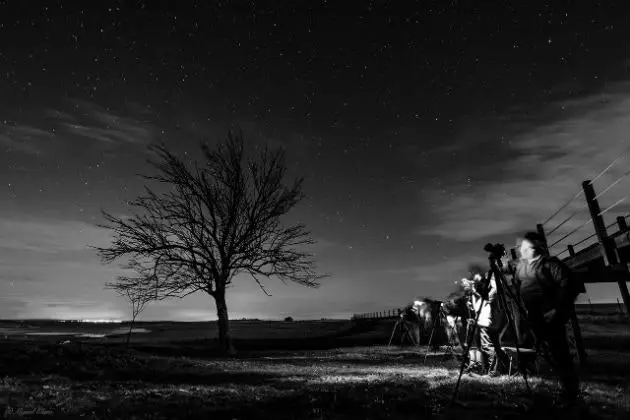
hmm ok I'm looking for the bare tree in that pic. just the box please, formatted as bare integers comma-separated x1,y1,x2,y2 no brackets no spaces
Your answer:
106,261,154,348
92,132,326,354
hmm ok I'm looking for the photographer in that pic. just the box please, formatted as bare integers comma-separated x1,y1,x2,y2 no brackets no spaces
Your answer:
465,271,506,376
514,232,580,404
398,301,422,346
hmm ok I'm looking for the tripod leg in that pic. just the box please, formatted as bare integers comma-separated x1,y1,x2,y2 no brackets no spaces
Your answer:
403,322,414,346
400,320,415,346
450,296,485,406
451,318,480,406
408,321,420,346
491,266,534,395
443,313,458,356
388,320,399,347
424,319,438,362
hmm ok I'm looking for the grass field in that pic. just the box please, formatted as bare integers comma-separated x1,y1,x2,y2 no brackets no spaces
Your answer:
0,314,628,419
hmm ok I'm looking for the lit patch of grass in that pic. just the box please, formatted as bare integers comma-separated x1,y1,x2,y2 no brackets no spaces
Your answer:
311,374,386,384
1,337,629,419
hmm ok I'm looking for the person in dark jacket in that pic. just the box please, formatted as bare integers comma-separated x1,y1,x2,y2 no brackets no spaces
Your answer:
514,231,581,403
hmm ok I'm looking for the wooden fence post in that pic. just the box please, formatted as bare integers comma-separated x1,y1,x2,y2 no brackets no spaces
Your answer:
583,180,630,318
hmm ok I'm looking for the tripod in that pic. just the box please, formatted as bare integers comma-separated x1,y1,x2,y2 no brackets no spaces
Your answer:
388,313,418,347
424,304,461,362
450,287,487,405
450,247,556,406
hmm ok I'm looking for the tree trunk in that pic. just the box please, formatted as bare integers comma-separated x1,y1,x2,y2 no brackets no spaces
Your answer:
215,289,236,356
126,318,134,348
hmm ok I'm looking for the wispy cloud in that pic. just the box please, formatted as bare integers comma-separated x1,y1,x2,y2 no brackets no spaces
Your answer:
44,99,157,150
50,98,157,147
0,216,113,254
44,109,77,122
0,124,54,155
418,82,630,249
1,100,157,156
61,123,117,144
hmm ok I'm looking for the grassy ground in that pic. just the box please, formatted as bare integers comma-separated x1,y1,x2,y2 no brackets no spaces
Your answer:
0,316,628,419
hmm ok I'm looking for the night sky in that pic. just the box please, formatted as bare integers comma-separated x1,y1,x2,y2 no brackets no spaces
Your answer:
1,1,629,321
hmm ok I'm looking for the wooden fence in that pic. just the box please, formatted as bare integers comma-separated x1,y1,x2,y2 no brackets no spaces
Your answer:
538,177,630,317
352,309,400,320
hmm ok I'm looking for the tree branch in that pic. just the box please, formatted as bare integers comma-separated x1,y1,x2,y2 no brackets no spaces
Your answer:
94,131,326,311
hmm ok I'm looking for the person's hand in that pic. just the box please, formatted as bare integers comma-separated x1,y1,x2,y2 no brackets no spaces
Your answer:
543,309,557,323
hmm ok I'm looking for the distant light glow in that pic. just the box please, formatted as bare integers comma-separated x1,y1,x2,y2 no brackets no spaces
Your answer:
78,319,123,323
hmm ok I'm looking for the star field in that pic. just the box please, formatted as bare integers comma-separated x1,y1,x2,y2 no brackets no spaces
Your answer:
0,0,628,320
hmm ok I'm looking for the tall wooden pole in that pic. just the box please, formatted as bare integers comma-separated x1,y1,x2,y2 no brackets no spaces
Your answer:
583,180,630,317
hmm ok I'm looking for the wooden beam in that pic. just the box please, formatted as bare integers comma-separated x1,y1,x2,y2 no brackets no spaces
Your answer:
575,264,630,284
562,232,630,270
611,228,630,245
562,242,602,269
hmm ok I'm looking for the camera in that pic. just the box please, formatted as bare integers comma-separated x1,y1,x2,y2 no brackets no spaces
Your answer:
483,243,507,259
